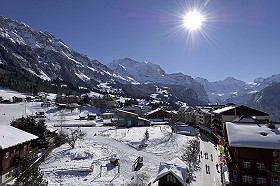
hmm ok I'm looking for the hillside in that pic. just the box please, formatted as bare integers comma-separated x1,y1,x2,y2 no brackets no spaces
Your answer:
0,16,130,93
108,58,209,104
247,82,280,121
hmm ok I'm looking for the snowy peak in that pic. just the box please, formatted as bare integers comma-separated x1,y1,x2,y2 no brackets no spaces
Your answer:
107,58,209,102
108,57,166,83
196,74,280,105
0,16,67,52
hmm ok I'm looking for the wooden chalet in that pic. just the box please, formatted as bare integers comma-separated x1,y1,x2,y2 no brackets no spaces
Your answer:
153,157,189,186
0,125,38,184
116,109,150,127
144,107,173,122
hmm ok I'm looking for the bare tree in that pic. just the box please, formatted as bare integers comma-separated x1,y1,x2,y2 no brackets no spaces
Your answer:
66,128,86,148
181,139,200,168
126,172,150,186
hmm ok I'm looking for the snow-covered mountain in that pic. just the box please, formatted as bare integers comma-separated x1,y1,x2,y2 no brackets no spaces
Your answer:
0,16,208,106
195,74,280,105
107,58,209,103
247,82,280,121
0,16,130,89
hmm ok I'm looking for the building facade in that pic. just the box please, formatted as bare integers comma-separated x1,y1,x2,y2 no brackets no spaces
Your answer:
225,122,280,185
0,126,38,184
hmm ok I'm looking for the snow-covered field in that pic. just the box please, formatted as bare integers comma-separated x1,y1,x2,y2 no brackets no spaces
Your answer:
0,88,221,186
40,126,221,186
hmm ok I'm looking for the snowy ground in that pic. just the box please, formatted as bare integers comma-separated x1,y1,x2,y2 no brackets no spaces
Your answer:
39,125,221,186
0,88,221,186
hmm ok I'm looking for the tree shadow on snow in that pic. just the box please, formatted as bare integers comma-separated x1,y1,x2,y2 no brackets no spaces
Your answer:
188,161,201,183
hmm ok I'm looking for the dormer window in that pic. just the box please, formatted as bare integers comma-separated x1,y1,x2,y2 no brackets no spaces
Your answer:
260,132,268,136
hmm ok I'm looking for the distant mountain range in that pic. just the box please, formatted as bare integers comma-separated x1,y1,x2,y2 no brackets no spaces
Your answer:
195,74,280,104
0,16,280,118
107,58,209,103
0,16,207,106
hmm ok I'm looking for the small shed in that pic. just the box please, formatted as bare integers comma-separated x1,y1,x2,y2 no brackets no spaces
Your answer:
153,158,189,186
87,113,97,120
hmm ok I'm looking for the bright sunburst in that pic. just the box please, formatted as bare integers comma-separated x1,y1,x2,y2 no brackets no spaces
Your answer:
183,10,204,31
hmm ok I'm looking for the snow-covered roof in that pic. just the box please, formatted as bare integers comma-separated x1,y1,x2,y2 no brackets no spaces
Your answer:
138,117,150,122
226,122,280,150
0,125,38,149
153,157,189,185
145,107,172,116
213,106,235,114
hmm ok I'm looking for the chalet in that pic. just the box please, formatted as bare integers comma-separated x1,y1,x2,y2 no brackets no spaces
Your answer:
35,111,46,119
12,96,25,103
102,112,115,120
87,114,97,120
145,107,173,122
89,95,116,109
25,96,32,102
178,105,194,113
0,125,38,184
41,101,51,107
224,122,280,185
153,157,189,186
212,105,269,137
116,109,150,127
122,106,143,116
56,95,80,104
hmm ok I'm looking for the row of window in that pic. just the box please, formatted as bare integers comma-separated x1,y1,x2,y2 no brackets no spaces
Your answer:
242,176,280,186
243,161,279,171
4,145,28,159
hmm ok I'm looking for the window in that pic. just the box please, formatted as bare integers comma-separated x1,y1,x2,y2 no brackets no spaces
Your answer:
233,170,238,178
257,163,265,170
256,177,267,185
271,178,280,186
167,174,176,183
24,145,28,153
272,164,279,172
243,161,251,168
5,162,10,170
242,175,252,183
5,152,10,159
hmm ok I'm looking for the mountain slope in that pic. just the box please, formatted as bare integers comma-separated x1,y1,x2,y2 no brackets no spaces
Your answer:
107,58,209,103
0,16,130,90
247,82,280,121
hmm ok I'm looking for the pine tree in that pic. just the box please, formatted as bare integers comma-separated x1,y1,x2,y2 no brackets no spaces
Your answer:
14,154,48,186
144,129,149,141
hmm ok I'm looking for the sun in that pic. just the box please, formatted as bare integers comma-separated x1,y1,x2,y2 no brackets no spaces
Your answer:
183,10,204,31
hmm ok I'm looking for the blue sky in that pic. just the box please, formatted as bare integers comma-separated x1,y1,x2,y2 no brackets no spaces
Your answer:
1,0,280,82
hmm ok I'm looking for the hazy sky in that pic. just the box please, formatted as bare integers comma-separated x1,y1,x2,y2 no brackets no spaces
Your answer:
1,0,280,82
